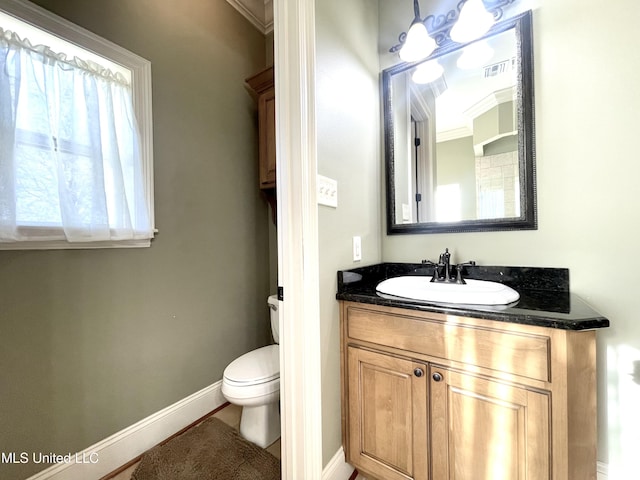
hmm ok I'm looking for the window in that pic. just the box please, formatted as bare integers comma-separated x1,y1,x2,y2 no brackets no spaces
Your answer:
0,0,154,249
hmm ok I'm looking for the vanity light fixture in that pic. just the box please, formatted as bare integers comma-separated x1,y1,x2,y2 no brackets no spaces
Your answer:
456,40,494,69
390,0,516,59
450,0,495,43
398,0,436,62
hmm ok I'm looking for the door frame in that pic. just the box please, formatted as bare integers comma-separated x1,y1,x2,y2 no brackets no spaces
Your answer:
273,0,324,478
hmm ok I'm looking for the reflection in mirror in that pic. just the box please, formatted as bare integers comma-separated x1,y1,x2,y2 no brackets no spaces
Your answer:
384,11,536,234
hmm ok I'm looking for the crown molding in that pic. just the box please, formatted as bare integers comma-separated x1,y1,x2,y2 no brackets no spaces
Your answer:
226,0,273,34
437,126,473,143
464,86,515,121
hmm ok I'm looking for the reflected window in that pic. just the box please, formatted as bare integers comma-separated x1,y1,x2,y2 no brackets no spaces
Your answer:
475,151,519,219
435,184,461,221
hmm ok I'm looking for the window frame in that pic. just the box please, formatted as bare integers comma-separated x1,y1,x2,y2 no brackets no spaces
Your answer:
0,0,154,249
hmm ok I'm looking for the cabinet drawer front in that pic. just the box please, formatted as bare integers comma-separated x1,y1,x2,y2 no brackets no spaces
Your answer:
347,307,550,382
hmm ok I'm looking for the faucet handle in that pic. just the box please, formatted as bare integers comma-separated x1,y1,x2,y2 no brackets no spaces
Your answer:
454,261,476,284
421,259,441,282
458,261,476,267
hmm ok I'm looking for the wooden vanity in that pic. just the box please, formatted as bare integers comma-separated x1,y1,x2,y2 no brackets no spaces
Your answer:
338,264,608,480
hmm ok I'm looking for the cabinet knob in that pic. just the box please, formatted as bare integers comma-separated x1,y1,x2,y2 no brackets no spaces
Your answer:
413,368,424,377
432,372,443,382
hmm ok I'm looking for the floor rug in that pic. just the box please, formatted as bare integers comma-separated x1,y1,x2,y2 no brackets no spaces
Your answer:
132,417,281,480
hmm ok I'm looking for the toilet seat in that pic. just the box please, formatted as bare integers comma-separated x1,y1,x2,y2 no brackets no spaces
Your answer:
222,345,280,400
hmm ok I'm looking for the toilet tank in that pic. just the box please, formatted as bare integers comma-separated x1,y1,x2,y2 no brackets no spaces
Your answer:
267,295,280,344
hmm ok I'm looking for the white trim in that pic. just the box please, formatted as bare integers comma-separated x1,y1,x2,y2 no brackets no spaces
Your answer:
273,0,322,478
226,0,273,34
598,461,608,479
322,458,609,480
436,126,473,143
317,450,610,480
25,381,226,480
321,447,355,480
464,86,516,120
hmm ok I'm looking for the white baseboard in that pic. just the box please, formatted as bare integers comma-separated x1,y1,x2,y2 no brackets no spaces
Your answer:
322,447,354,480
598,461,608,479
26,381,226,480
329,458,608,480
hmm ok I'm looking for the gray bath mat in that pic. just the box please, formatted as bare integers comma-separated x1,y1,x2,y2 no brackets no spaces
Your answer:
132,417,281,480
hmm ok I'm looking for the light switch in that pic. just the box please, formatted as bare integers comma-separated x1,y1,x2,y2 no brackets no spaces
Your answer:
317,174,338,208
353,236,362,262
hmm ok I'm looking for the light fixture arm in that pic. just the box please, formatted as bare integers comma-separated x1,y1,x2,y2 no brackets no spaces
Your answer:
411,0,421,23
390,0,516,54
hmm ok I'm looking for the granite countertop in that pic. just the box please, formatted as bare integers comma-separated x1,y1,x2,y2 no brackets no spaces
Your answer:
336,263,609,331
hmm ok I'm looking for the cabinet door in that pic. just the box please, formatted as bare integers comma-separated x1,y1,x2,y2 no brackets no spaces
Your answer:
430,367,550,480
347,347,428,480
258,89,276,188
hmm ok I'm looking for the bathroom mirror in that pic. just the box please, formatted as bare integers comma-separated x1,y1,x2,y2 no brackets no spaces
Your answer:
384,10,535,234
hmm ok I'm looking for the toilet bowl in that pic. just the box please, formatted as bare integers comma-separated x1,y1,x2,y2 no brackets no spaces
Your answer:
221,295,280,448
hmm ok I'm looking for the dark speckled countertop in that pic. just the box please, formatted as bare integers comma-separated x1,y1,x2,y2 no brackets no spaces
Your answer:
336,263,609,331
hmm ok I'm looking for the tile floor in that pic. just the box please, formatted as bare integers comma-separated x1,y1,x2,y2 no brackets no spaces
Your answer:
107,404,281,480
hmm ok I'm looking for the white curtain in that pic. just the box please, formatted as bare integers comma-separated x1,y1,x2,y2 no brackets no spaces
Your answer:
0,27,152,243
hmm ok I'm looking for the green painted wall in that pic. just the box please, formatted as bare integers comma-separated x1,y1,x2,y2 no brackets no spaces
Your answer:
474,100,516,148
436,136,477,220
315,0,382,465
0,1,269,478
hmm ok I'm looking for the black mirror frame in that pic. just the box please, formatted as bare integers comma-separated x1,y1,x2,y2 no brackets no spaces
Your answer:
384,10,536,235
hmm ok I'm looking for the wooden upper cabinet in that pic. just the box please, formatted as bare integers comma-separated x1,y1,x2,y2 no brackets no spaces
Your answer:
246,66,276,189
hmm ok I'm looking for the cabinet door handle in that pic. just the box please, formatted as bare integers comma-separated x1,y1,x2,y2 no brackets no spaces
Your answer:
413,368,424,377
432,372,443,382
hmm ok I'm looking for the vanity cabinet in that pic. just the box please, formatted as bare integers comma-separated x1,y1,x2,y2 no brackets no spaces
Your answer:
340,301,597,480
246,66,276,189
429,366,550,479
347,347,428,480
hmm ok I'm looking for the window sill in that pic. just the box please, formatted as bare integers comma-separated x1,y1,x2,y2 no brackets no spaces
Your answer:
0,239,152,250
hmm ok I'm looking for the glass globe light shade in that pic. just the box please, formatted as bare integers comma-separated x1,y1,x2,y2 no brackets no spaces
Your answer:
399,21,436,62
450,0,495,44
412,60,444,84
456,40,494,69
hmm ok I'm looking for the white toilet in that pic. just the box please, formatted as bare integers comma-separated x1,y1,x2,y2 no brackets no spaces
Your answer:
221,295,280,448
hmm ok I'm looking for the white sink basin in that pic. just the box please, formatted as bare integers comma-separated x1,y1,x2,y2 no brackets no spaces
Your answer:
376,276,520,306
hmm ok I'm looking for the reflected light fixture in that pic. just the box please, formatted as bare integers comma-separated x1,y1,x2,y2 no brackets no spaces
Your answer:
450,0,495,43
390,0,516,59
456,40,494,69
412,60,444,84
398,0,436,62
